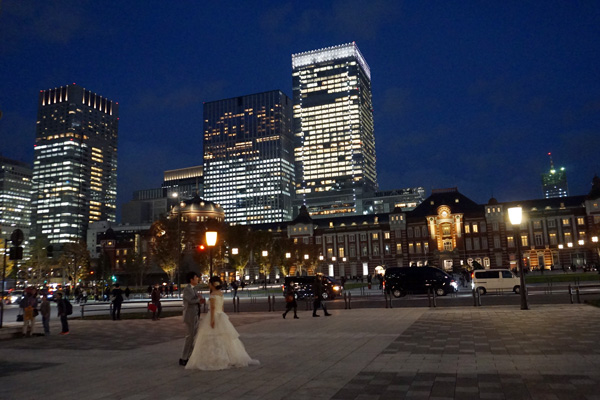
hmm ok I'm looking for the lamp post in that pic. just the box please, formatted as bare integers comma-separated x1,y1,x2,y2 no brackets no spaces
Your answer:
319,255,324,274
262,250,268,291
508,206,528,310
206,231,217,277
593,237,599,267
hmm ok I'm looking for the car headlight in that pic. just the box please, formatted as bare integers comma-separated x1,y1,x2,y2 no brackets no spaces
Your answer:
450,281,458,289
332,286,341,291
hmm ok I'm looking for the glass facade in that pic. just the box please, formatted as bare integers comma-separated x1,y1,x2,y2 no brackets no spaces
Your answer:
32,84,119,246
203,90,295,224
292,42,377,217
0,156,32,257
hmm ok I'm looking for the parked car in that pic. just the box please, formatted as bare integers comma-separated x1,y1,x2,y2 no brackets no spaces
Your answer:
282,275,343,300
471,269,520,294
384,266,458,298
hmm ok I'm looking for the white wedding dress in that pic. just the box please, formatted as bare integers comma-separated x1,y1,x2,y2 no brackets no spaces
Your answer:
185,294,259,370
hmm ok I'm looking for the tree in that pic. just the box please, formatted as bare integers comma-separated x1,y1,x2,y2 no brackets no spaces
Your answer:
149,216,180,284
223,225,252,279
124,251,150,287
58,240,91,286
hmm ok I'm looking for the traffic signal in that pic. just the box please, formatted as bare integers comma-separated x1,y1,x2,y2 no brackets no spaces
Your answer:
197,244,206,251
9,246,23,260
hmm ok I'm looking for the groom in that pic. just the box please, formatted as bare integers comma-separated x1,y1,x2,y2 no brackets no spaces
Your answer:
179,271,204,366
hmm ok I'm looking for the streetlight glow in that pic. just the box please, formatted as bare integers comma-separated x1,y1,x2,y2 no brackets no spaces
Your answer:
578,239,584,246
206,231,218,246
285,252,291,259
303,254,309,260
231,247,238,255
262,250,268,257
508,207,522,225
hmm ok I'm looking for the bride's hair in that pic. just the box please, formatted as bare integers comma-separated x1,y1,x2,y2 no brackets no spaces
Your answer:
209,276,222,291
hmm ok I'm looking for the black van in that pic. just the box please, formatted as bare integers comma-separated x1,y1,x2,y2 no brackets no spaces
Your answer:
283,276,343,300
384,266,458,298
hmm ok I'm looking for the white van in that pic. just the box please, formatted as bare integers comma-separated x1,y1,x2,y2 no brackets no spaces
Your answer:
471,269,520,294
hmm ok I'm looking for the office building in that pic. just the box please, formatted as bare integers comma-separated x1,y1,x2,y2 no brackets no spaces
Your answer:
32,84,119,247
292,42,377,217
0,156,32,258
162,165,203,199
542,153,568,199
203,90,295,224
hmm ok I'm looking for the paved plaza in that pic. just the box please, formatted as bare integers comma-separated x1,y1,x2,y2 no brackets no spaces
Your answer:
1,304,599,400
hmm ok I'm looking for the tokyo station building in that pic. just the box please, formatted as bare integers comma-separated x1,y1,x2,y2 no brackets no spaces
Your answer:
254,179,600,278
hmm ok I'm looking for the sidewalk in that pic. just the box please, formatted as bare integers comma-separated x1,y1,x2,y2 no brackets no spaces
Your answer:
1,304,599,399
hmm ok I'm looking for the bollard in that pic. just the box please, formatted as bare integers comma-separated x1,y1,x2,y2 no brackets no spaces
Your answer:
268,295,272,312
232,296,237,313
427,287,432,307
568,284,573,304
576,286,581,304
81,304,84,319
432,288,437,308
344,292,348,309
271,295,275,311
348,292,352,310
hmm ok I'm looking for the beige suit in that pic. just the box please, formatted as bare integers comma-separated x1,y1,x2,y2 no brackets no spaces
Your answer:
181,284,202,360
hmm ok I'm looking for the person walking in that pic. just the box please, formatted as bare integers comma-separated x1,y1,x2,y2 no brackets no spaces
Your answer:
111,283,124,320
230,280,238,298
179,271,205,366
312,275,331,317
56,292,70,335
282,285,299,319
124,286,131,300
151,284,162,321
40,293,51,336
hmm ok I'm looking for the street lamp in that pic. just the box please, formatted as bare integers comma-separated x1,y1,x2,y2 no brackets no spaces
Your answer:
262,250,268,291
508,206,528,310
206,230,217,277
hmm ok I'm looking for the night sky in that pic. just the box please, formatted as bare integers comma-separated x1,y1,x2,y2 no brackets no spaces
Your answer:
1,1,599,221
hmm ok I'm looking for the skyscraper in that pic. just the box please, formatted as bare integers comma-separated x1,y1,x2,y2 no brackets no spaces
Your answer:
203,90,295,224
32,84,119,247
541,153,568,199
0,156,32,257
292,42,377,217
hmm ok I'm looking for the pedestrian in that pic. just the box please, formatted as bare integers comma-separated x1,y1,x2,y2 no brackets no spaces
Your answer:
40,293,51,336
82,288,88,303
230,280,238,298
151,284,162,320
179,271,205,366
56,292,70,335
104,286,110,302
169,284,174,298
312,275,331,317
282,285,299,319
147,285,153,297
124,286,131,300
20,287,38,337
240,280,246,291
111,283,124,320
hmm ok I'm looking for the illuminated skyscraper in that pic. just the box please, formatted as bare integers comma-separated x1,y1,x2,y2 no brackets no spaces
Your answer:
203,90,295,224
32,84,119,247
0,156,32,258
292,42,377,217
541,153,568,199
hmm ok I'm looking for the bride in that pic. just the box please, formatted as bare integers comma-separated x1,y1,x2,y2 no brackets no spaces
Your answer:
185,276,259,370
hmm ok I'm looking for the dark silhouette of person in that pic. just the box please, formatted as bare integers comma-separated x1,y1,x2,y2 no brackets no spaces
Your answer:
111,283,124,320
282,285,299,319
312,276,331,317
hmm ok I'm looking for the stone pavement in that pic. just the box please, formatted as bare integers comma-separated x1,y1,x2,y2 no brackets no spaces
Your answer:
1,304,599,400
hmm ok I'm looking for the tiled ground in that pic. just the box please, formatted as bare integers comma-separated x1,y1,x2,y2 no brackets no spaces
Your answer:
332,307,600,400
1,305,599,400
